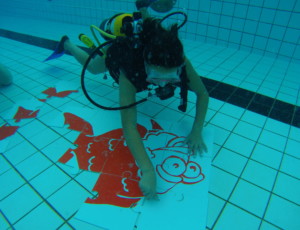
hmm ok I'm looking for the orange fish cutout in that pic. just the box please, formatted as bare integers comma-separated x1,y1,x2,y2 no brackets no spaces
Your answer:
0,123,19,140
42,87,78,98
13,106,40,122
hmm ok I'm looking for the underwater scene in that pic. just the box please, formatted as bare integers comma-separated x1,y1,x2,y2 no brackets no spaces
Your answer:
0,0,299,229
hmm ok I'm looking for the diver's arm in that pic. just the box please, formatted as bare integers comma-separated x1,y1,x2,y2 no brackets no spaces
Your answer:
119,72,157,199
185,57,209,153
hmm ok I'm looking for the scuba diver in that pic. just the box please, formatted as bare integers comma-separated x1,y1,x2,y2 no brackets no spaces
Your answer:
44,0,209,200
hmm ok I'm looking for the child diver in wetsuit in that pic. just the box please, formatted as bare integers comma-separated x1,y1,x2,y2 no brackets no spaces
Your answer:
45,0,209,200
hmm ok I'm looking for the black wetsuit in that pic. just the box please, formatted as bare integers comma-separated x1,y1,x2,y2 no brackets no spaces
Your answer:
105,37,149,92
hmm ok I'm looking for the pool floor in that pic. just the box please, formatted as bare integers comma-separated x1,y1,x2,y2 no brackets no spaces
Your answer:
0,16,300,230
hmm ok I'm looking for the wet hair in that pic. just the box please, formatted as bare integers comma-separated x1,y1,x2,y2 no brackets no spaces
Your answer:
140,18,184,68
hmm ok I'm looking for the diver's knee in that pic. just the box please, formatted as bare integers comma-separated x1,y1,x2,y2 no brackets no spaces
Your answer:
0,63,13,86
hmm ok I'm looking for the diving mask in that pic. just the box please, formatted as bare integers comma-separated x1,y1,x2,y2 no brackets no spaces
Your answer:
144,62,183,87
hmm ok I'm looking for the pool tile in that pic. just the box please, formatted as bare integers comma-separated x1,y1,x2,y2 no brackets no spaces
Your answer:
260,221,281,230
15,152,53,180
41,137,74,162
285,138,300,158
13,202,64,229
28,127,61,150
0,184,42,224
0,169,25,200
30,165,70,198
206,193,225,229
3,140,37,165
241,110,267,127
0,212,11,230
242,160,277,191
224,133,256,157
0,155,10,175
230,180,270,217
210,112,238,131
214,203,261,230
48,180,91,219
280,154,300,179
265,195,300,229
258,130,287,152
233,120,262,141
213,148,248,177
209,166,238,200
264,118,290,137
273,173,300,205
251,143,283,169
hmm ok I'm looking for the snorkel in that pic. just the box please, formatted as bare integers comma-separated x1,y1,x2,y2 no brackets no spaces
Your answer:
80,11,188,111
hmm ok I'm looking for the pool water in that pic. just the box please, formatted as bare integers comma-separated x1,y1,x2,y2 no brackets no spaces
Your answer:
0,0,299,229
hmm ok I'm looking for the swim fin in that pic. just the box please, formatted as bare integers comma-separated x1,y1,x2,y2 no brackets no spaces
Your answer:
43,35,69,62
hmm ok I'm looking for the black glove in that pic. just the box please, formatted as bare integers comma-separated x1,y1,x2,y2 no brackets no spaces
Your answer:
135,0,157,10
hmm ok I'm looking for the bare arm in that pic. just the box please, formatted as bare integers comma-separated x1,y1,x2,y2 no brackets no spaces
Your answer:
119,72,157,199
185,57,209,154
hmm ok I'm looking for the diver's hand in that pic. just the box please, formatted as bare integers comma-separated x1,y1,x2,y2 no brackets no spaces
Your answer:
184,131,207,157
139,169,159,200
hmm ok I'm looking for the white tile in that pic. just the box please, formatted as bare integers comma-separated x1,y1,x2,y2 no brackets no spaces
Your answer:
13,202,64,230
258,130,287,152
233,120,262,141
230,180,270,217
138,100,164,118
30,165,70,198
208,98,225,111
224,133,256,157
74,170,100,191
280,154,300,179
0,155,10,175
273,173,300,205
209,166,238,200
28,127,61,150
41,137,74,162
48,180,91,219
251,143,283,169
211,112,238,131
0,168,25,200
154,107,184,122
260,221,281,230
242,160,277,191
289,126,300,142
241,110,267,127
214,203,261,230
207,124,230,146
265,195,300,229
0,184,42,223
264,118,290,137
285,138,300,158
15,152,52,180
68,218,105,230
0,210,11,229
4,140,37,165
213,148,248,177
206,193,225,229
219,103,245,119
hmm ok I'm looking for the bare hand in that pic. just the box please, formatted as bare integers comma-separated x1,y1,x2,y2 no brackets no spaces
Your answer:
184,132,207,157
139,169,159,200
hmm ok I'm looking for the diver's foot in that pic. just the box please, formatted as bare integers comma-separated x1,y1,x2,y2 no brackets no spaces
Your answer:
43,35,69,62
57,35,69,53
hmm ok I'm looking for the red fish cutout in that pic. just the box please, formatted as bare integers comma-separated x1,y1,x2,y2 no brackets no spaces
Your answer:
0,123,19,140
13,106,40,122
42,87,78,98
59,113,205,208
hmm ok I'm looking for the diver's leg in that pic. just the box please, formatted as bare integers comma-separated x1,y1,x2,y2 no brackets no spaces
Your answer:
64,39,106,74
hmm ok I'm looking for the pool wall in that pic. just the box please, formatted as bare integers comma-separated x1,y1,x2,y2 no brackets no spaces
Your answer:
1,0,299,61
